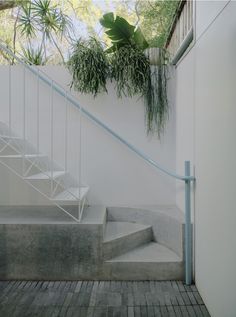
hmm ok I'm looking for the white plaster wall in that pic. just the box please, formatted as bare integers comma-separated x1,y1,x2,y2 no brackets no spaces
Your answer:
0,64,176,206
174,1,236,316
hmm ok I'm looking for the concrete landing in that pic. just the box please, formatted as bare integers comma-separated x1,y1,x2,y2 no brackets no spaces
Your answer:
0,206,184,280
0,205,106,224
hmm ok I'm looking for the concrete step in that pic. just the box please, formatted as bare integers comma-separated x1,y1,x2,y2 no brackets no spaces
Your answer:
103,221,153,260
105,242,183,280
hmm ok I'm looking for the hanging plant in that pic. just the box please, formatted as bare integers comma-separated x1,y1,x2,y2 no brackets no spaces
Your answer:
144,48,169,137
67,37,110,97
111,44,150,98
100,12,150,98
100,12,169,136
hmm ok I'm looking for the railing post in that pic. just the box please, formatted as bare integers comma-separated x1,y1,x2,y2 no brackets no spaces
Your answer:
78,107,82,221
8,65,11,135
64,92,68,172
23,66,26,176
184,160,192,285
50,80,54,197
37,69,40,154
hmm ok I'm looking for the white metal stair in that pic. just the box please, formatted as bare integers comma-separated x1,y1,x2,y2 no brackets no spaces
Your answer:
0,122,89,222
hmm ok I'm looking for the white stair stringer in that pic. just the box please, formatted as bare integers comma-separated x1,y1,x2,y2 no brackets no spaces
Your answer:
0,122,89,222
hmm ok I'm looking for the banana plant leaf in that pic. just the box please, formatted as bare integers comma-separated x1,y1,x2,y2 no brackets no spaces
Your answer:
100,12,149,52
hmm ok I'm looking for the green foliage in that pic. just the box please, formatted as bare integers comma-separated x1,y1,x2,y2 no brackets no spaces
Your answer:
67,38,110,97
21,46,48,65
6,0,72,64
137,0,180,47
144,49,169,137
100,12,148,53
111,45,150,98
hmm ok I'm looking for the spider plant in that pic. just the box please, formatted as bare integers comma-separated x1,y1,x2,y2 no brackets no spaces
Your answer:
67,38,110,97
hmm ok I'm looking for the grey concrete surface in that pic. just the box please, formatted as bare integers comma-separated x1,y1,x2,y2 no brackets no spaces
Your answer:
103,222,153,260
107,206,184,258
0,206,184,280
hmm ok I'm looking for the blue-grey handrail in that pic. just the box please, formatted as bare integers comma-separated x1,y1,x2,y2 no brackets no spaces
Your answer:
0,42,194,182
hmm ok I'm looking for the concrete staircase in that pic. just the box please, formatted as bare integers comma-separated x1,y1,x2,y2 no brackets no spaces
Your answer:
0,203,184,280
0,123,184,281
102,208,184,280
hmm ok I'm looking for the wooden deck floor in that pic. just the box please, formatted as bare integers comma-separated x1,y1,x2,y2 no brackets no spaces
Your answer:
0,280,210,316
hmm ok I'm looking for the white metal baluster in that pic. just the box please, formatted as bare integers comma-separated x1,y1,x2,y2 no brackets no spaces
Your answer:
50,80,54,197
8,65,11,136
37,69,40,155
65,92,68,172
23,66,26,176
78,107,82,221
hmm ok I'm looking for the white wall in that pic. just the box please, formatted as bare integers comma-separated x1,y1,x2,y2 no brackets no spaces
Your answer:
174,1,236,316
0,64,176,206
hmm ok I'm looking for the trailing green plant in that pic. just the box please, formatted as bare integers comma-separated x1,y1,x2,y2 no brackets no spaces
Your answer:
144,48,169,137
100,12,169,136
67,38,110,97
111,44,150,98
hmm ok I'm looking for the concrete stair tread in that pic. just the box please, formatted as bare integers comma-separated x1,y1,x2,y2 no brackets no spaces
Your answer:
52,186,89,202
25,170,65,180
104,221,151,242
106,242,181,263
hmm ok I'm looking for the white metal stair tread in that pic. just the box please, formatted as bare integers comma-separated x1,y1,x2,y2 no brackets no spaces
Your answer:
53,186,89,201
25,170,65,179
0,154,45,158
0,135,22,140
104,221,151,242
106,242,181,263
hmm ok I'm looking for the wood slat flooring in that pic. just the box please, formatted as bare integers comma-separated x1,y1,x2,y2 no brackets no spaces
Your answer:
0,280,210,316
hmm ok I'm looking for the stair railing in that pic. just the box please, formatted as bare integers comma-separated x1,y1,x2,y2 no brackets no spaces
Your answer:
0,41,195,285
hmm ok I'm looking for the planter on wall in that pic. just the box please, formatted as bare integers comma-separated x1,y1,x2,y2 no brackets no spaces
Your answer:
144,47,160,66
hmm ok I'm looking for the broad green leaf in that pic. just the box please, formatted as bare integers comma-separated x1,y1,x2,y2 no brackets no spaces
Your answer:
100,12,148,53
134,27,149,50
99,12,115,28
100,12,135,47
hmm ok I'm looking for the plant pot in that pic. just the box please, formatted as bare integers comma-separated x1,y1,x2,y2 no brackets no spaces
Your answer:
144,47,160,66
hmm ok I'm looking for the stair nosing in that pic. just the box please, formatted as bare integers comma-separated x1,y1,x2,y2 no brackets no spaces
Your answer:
103,222,152,243
103,227,152,243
